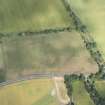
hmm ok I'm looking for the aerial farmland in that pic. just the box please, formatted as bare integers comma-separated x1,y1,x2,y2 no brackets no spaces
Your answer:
0,0,105,105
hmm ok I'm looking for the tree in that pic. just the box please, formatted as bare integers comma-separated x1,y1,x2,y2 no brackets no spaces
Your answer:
79,73,85,80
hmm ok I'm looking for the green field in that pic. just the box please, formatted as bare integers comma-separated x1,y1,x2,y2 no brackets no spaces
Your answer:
69,0,105,58
0,79,59,105
1,31,98,79
0,0,73,33
72,80,95,105
95,81,105,98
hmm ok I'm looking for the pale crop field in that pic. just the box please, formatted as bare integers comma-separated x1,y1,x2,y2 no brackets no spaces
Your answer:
0,79,59,105
69,0,105,58
72,81,95,105
0,0,73,33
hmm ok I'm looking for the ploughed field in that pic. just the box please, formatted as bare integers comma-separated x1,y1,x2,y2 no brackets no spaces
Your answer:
0,31,98,80
0,79,59,105
69,0,105,58
0,0,73,33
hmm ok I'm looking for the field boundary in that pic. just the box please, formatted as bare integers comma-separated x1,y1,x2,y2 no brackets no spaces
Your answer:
0,26,74,39
62,0,105,74
84,79,105,105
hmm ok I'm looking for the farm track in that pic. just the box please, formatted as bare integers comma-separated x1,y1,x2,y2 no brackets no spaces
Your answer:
53,77,69,104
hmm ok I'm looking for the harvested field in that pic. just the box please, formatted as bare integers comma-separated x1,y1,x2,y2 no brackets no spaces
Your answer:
1,31,98,80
